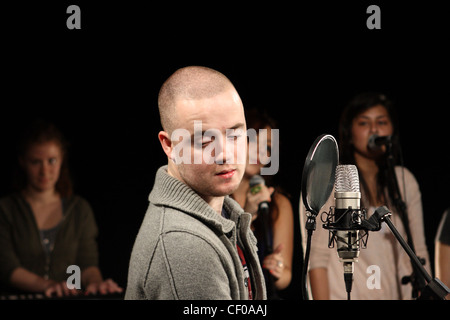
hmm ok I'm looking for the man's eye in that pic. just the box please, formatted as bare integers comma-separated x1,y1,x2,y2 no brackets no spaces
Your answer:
228,134,242,141
202,141,212,147
194,139,212,148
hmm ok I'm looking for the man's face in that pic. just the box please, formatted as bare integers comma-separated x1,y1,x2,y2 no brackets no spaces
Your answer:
169,88,247,201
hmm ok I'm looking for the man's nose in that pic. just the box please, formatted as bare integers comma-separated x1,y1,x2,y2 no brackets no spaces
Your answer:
214,140,230,164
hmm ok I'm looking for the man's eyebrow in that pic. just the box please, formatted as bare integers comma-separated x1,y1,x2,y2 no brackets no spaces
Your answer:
190,123,246,139
228,123,246,130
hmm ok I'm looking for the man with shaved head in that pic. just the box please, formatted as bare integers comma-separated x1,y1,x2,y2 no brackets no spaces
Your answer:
125,66,266,300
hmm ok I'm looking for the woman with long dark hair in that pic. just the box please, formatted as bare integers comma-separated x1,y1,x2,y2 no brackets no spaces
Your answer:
231,108,294,299
302,92,431,299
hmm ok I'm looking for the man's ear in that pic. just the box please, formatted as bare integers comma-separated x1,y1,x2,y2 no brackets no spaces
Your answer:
158,131,173,160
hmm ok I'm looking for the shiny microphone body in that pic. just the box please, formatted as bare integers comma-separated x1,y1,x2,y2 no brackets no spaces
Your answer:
334,165,362,264
324,165,363,298
368,134,392,151
249,175,269,214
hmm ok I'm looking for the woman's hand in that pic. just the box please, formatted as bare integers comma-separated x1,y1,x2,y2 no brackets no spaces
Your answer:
44,280,79,298
262,244,285,280
84,278,123,295
244,184,274,221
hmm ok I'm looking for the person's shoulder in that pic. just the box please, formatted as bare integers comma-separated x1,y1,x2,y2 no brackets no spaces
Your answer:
394,166,419,184
157,206,230,248
65,194,91,206
64,194,95,218
163,206,219,234
273,191,293,211
0,193,22,209
0,193,16,204
0,194,26,223
160,225,227,262
394,165,415,177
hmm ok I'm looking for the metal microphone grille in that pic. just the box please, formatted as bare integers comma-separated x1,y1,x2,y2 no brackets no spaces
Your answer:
335,165,360,193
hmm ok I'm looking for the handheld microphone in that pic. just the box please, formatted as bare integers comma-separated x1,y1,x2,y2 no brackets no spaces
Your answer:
323,164,365,299
368,134,392,151
249,174,277,299
249,175,269,215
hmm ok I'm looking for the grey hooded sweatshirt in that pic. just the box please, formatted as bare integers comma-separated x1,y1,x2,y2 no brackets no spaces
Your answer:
125,166,266,300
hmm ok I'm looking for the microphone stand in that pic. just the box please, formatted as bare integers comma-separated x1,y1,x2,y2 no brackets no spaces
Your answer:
302,213,316,300
383,140,426,298
362,206,450,300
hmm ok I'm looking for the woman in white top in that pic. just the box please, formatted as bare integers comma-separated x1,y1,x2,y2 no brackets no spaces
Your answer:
301,92,431,300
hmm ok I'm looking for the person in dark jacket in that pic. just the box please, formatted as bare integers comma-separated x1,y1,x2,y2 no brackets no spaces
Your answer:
0,119,122,297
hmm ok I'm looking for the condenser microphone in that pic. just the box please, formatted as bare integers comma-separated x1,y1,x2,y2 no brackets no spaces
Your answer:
368,134,392,151
249,175,269,215
334,165,362,261
324,164,364,299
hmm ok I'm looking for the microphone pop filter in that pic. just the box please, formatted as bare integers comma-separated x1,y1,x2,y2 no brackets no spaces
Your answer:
301,134,339,216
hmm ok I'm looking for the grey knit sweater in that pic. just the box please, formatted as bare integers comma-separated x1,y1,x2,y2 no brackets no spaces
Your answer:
125,166,266,300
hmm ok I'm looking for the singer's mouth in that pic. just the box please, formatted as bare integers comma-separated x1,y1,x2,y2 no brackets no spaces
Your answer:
216,169,236,179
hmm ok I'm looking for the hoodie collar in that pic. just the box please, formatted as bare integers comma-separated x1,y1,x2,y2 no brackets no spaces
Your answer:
149,166,243,234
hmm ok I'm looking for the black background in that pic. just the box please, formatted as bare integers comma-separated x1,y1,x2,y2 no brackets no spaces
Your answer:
1,1,449,302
